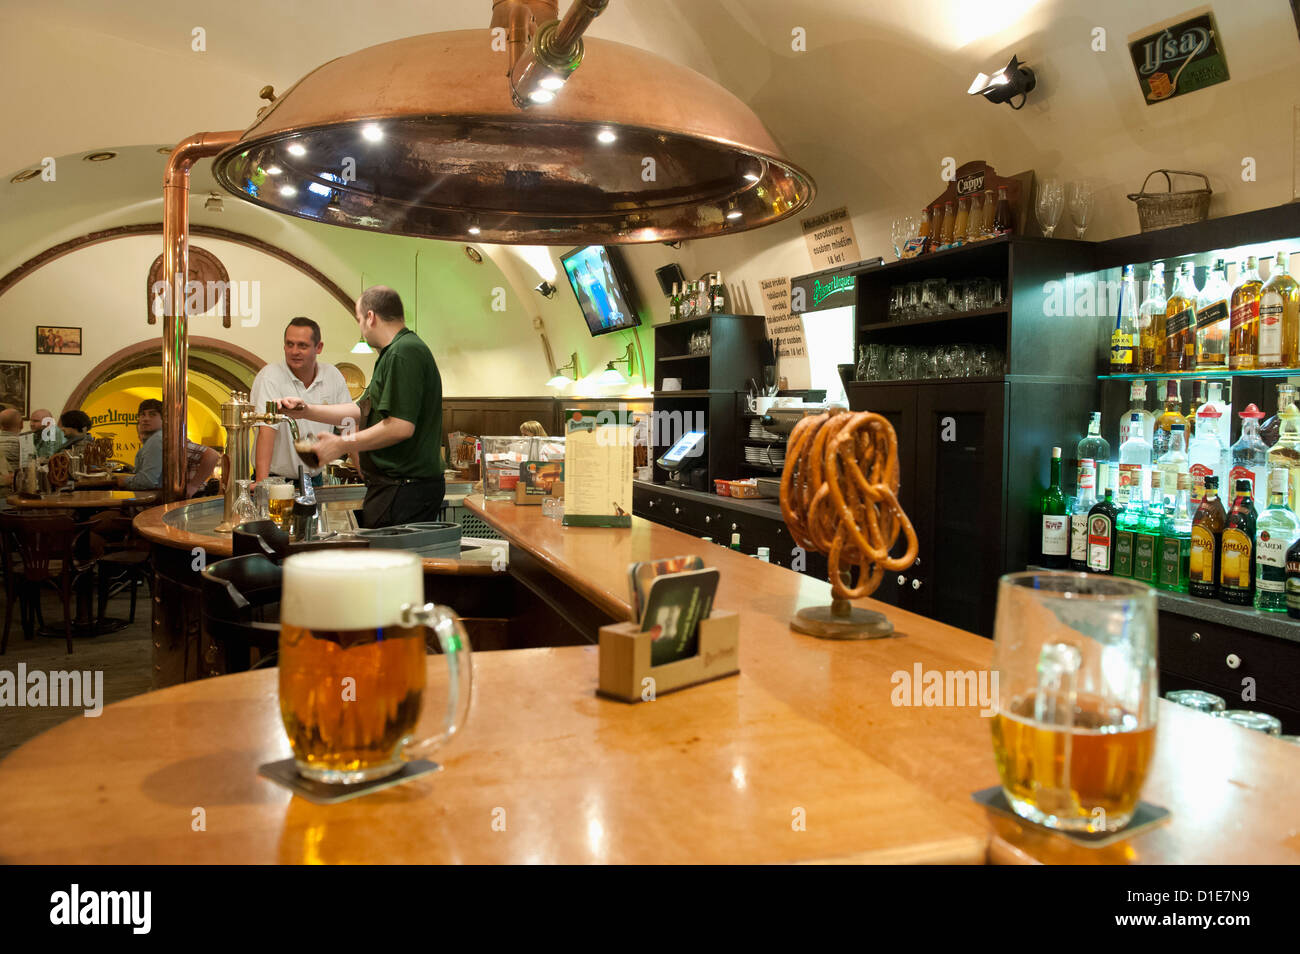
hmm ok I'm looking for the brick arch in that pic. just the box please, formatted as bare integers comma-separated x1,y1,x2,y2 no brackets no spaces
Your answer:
64,336,266,414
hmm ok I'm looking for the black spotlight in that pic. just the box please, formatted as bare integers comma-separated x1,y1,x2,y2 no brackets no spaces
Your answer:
968,55,1036,109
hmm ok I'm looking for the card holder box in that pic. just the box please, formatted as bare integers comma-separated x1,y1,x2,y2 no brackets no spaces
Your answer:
597,610,739,703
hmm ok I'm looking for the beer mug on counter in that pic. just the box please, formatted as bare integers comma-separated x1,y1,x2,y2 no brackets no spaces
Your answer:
990,572,1158,832
278,549,473,784
265,479,295,529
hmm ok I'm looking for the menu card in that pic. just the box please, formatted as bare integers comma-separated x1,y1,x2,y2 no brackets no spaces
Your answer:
562,409,633,528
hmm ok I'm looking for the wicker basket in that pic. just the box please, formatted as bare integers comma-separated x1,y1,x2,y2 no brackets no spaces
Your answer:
1127,170,1211,232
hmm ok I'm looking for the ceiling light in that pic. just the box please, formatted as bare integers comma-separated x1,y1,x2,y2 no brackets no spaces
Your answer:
535,280,557,299
968,55,1037,109
468,224,482,235
266,165,282,175
210,26,815,244
596,128,617,144
307,181,332,197
350,335,374,354
361,123,383,142
280,185,297,197
727,209,743,220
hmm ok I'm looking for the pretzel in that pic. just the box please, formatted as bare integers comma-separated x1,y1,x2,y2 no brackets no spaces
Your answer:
780,410,918,601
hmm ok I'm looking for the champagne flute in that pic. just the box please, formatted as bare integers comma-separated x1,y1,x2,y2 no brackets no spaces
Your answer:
1067,180,1094,239
1036,177,1064,237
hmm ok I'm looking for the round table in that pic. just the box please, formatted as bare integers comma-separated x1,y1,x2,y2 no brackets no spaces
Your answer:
5,490,159,635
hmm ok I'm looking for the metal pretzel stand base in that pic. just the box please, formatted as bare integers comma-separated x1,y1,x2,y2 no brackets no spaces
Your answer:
791,598,895,640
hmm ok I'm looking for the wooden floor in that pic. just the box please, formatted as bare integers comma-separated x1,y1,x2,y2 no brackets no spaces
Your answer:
0,588,153,761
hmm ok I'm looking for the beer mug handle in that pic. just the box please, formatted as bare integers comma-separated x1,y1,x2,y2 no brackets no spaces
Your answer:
399,603,474,760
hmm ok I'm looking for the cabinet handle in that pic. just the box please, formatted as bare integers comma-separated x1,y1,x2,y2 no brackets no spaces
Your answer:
897,575,907,585
1225,653,1241,670
731,522,739,532
913,556,921,567
648,500,655,508
673,506,681,516
911,579,922,590
705,515,711,524
1191,631,1201,642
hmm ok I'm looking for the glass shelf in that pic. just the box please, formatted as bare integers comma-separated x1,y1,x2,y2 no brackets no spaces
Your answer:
1099,368,1300,381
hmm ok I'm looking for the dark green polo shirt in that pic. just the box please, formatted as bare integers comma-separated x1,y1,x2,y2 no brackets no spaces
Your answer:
359,326,443,479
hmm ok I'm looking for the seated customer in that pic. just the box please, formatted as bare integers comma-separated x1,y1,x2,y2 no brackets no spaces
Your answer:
29,407,65,458
58,409,94,448
0,407,21,473
116,399,218,497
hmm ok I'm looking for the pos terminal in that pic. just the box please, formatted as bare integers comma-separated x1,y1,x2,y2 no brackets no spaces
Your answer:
656,430,707,490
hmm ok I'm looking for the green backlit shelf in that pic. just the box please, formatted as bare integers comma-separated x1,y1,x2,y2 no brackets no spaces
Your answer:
1099,368,1300,381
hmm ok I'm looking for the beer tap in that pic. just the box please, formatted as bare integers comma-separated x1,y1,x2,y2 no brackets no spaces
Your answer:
214,390,302,532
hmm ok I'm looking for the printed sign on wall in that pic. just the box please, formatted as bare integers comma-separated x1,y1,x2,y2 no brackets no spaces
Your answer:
800,207,861,269
1128,7,1230,105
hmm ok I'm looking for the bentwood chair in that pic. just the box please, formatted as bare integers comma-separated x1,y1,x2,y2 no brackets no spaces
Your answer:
0,511,87,654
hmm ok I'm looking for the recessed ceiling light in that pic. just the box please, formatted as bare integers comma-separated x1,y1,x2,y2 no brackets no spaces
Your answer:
266,165,283,175
10,169,40,183
467,225,481,235
361,124,383,142
280,185,297,197
286,143,307,157
83,151,117,162
726,209,743,220
596,129,617,144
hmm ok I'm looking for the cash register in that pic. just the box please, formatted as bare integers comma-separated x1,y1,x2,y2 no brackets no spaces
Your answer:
656,429,708,490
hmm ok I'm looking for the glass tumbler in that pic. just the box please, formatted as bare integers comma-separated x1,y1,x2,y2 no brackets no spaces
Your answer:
990,572,1159,833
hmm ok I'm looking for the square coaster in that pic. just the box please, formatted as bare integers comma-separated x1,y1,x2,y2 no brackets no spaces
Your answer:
971,786,1171,848
258,758,442,804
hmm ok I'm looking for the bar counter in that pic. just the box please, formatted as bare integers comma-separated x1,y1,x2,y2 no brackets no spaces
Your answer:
1,496,1297,863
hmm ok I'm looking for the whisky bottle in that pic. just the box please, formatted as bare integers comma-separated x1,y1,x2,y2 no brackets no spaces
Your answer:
1260,251,1300,369
1164,263,1198,372
1195,259,1230,369
1189,476,1226,599
1230,255,1262,370
1040,446,1069,568
1218,478,1256,605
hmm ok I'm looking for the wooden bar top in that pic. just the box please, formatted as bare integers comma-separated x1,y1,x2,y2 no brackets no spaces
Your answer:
6,490,158,509
468,495,1300,865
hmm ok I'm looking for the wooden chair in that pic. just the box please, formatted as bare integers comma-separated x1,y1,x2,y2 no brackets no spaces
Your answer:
0,512,87,654
86,512,152,626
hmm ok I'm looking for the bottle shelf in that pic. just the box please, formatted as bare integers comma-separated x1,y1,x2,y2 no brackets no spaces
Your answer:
1100,368,1300,381
657,353,711,362
859,307,1008,334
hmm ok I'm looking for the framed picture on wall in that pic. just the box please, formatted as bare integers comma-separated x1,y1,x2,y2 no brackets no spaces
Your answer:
0,360,30,416
36,326,82,355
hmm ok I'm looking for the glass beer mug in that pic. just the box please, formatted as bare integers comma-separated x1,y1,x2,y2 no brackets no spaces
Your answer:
990,572,1158,832
278,549,473,784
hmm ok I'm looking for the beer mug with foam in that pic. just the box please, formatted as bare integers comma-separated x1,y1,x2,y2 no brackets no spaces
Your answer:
278,549,473,784
990,572,1158,832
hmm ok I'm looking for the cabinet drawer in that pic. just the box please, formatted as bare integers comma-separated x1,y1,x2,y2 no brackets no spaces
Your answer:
1159,611,1300,709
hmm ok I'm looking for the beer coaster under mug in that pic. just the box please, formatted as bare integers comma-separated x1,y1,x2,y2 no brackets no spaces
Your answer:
258,758,442,804
971,786,1171,848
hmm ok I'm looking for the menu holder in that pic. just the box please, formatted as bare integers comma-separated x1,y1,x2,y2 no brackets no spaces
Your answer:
597,610,739,703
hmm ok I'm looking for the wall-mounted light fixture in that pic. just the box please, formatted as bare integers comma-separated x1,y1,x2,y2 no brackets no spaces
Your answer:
546,351,581,387
204,192,224,212
535,280,557,299
968,55,1036,109
599,342,636,385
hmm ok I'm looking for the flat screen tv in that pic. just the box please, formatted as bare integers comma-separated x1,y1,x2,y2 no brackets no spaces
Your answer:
560,245,642,336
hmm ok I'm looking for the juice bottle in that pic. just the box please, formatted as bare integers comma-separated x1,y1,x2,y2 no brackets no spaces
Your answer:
952,197,970,246
992,186,1014,236
938,201,955,247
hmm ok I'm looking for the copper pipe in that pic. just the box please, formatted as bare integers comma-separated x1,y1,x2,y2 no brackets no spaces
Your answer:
552,0,608,53
491,0,559,71
161,130,241,503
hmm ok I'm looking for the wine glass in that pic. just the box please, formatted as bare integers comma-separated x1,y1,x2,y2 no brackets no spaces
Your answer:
1067,180,1094,239
1035,178,1064,237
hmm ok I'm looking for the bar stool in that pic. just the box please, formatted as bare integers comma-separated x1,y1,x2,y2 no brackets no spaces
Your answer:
199,554,284,674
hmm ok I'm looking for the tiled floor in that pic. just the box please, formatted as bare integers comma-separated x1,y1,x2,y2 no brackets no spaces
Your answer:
0,585,154,761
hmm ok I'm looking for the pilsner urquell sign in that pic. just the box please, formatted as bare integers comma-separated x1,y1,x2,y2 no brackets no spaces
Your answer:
1128,8,1229,105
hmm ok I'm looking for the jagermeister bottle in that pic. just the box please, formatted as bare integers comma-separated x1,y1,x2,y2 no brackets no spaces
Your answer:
1218,478,1256,605
1255,468,1299,612
1086,486,1120,574
1189,476,1227,598
1157,473,1193,592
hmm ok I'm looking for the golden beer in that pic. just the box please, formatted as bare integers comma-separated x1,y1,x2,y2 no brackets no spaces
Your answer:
267,483,295,529
992,691,1156,831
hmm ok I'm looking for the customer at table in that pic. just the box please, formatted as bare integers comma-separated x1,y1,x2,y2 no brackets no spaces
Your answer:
280,285,444,527
28,407,64,458
250,316,352,486
0,407,21,473
115,398,220,497
58,410,93,448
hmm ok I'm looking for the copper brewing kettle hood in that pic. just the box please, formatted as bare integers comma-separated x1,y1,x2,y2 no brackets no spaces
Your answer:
210,28,816,244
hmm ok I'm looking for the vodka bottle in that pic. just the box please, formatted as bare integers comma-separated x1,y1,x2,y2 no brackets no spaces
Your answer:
1076,411,1110,493
1117,411,1152,509
1187,404,1228,508
1229,404,1267,499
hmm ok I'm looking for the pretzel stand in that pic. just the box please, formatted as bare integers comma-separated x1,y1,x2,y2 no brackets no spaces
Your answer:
779,406,918,639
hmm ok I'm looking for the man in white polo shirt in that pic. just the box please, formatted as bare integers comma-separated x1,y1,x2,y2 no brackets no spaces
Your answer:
250,317,352,485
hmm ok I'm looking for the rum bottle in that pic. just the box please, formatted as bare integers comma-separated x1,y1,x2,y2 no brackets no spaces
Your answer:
1230,255,1262,370
1164,263,1198,371
1255,469,1298,612
1218,478,1256,605
1189,476,1226,598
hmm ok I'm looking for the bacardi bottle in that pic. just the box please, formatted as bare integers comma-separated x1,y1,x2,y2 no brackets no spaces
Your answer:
1195,259,1231,369
1255,469,1298,612
1230,256,1262,370
1218,478,1256,605
1189,476,1226,599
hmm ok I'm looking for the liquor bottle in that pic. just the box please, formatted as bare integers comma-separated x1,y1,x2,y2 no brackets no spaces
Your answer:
1137,263,1168,372
1086,485,1120,574
1287,536,1300,619
1157,475,1193,593
966,193,984,242
1229,404,1267,498
698,280,709,316
1198,381,1231,452
1260,251,1300,368
980,189,996,235
1185,378,1204,439
1132,471,1163,584
1218,478,1257,605
1255,469,1298,612
1070,458,1097,571
952,197,970,246
1113,484,1139,578
1187,403,1226,507
1267,384,1300,512
1164,263,1198,371
1156,421,1189,505
938,201,955,247
711,272,725,313
1230,255,1263,370
1110,264,1139,373
1117,411,1152,510
1040,446,1069,568
1151,379,1185,460
1261,382,1295,448
918,208,932,243
730,532,741,551
1118,380,1155,448
1194,259,1231,369
992,186,1014,235
679,280,695,319
669,282,680,321
1189,476,1227,598
1076,411,1111,494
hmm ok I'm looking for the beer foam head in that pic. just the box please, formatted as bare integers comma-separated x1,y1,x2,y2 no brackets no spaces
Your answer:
268,483,295,499
281,549,423,630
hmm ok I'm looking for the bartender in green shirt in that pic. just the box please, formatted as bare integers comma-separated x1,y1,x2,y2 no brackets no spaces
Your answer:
279,286,444,527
